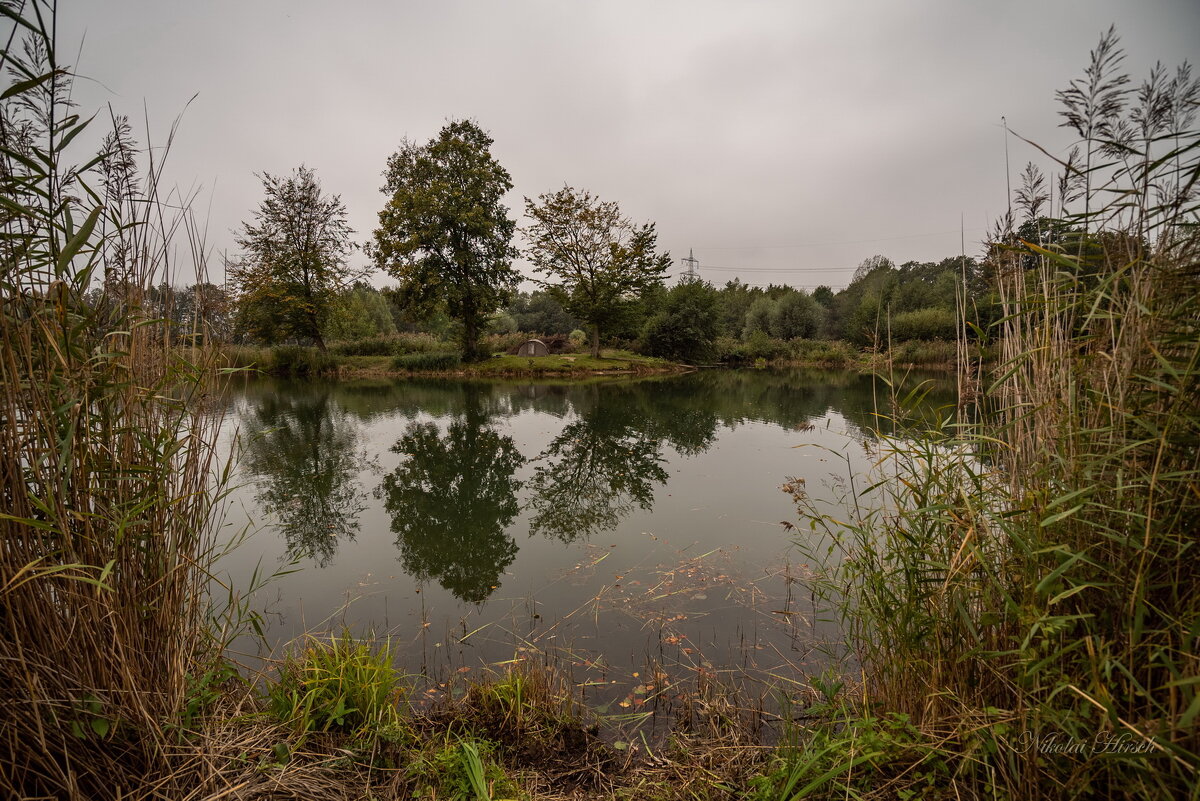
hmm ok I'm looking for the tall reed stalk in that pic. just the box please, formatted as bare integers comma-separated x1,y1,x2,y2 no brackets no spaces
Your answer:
1,4,229,797
794,30,1199,799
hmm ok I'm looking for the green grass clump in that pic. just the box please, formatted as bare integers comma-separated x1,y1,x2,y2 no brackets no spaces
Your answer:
749,705,940,801
266,632,404,735
392,350,463,371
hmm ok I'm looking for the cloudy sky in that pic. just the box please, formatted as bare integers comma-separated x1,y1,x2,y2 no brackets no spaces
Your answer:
56,0,1200,289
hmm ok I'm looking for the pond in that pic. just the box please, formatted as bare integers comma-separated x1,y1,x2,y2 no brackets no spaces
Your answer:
215,368,955,710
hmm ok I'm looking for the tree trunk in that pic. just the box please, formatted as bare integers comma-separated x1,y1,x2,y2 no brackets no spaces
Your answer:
590,325,601,359
463,314,480,362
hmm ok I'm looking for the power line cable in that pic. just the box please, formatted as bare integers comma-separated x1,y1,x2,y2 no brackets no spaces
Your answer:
693,226,986,251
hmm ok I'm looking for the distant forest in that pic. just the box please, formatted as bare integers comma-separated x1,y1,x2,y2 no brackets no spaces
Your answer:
101,251,989,363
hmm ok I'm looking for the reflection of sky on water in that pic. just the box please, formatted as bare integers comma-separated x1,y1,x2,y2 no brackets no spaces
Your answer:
216,369,955,698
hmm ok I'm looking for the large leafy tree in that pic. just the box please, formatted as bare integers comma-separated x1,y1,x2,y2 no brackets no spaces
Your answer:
371,120,518,362
229,166,357,350
524,186,670,358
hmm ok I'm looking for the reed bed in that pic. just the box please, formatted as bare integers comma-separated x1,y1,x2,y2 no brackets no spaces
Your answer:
1,4,232,797
790,30,1199,799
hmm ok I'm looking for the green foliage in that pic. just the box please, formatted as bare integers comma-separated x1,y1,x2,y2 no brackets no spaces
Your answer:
371,119,519,362
407,737,519,801
741,296,776,340
181,659,241,730
741,330,789,362
266,631,404,735
524,185,670,357
229,167,359,349
770,290,826,339
488,310,517,334
749,707,939,800
786,338,856,366
391,351,463,371
505,290,578,335
268,345,339,376
325,283,397,343
887,306,957,341
886,338,956,366
641,280,721,363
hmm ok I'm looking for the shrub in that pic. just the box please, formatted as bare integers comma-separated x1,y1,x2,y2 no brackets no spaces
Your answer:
888,307,957,341
788,338,856,366
483,331,526,355
330,335,399,357
640,281,721,363
269,346,339,376
391,351,462,371
887,339,956,366
771,291,826,339
741,330,789,362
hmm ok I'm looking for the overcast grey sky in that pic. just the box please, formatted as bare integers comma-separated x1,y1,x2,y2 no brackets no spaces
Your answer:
56,0,1200,290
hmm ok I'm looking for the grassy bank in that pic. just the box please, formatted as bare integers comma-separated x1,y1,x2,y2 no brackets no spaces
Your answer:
218,339,967,381
158,635,875,801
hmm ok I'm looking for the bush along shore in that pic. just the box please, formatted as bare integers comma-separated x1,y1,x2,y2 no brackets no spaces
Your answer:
2,6,1195,800
217,334,968,380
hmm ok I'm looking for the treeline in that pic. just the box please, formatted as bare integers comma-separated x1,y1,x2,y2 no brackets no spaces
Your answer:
81,117,989,365
126,251,984,366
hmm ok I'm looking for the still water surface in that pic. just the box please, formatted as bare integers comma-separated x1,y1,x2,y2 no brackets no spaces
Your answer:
217,369,952,705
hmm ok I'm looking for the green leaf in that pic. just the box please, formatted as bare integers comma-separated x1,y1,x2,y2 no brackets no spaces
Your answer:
2,70,60,100
1040,504,1083,527
90,716,110,737
56,205,102,275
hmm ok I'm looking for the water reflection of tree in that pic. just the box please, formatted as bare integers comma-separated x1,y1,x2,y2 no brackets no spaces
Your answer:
377,391,525,603
527,389,676,543
241,386,369,567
